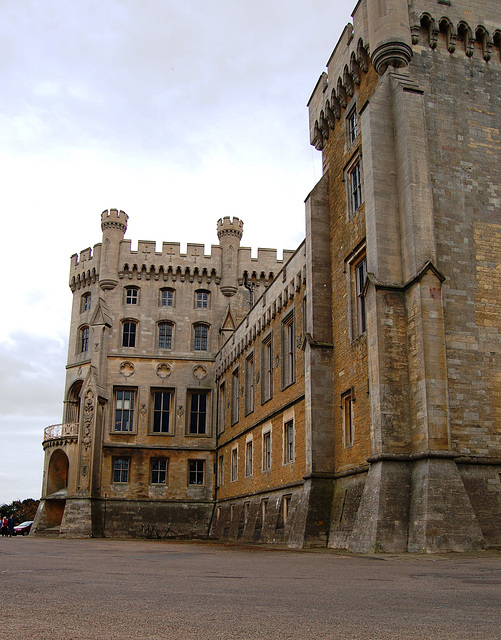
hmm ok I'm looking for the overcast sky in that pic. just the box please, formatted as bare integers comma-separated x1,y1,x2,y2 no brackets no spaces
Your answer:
0,0,353,504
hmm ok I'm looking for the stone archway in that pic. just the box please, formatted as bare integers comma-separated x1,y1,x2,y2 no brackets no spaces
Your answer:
65,380,83,424
45,449,70,528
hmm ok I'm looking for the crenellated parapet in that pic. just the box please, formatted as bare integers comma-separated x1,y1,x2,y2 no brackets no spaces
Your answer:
217,216,244,241
308,0,501,153
117,240,223,283
69,211,293,296
409,1,501,61
101,208,128,233
70,245,101,292
308,5,372,152
216,241,306,378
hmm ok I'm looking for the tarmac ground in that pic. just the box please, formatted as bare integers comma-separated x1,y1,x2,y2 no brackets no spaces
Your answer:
1,537,500,640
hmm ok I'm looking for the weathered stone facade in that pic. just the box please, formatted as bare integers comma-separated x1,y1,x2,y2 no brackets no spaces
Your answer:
34,0,500,552
307,0,500,552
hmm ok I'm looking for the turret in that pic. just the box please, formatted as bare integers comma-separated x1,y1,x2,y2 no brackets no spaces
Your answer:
367,0,412,75
99,208,128,290
217,217,243,296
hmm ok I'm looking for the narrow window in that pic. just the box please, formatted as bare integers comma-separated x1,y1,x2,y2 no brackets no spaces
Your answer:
218,455,224,487
218,382,226,434
231,447,238,482
158,322,173,349
280,494,292,526
342,390,354,447
151,459,168,484
113,458,130,483
122,321,137,348
114,389,135,432
231,368,239,425
244,501,250,524
283,420,294,464
245,441,253,477
282,313,295,388
189,391,208,434
152,391,171,433
188,460,205,485
125,287,139,305
245,353,255,415
262,431,271,471
195,290,209,309
261,333,273,403
260,499,268,524
160,288,174,307
194,324,208,351
80,326,89,353
81,293,91,312
348,108,359,144
350,160,363,215
355,258,367,335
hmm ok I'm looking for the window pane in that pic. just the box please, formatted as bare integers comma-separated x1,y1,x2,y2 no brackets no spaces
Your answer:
123,322,137,347
161,290,174,307
153,391,171,433
189,460,204,484
115,390,135,431
158,323,172,349
189,393,207,434
196,292,209,308
194,325,208,351
126,288,138,304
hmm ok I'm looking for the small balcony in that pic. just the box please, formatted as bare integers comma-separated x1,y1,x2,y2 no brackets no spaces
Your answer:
43,423,79,448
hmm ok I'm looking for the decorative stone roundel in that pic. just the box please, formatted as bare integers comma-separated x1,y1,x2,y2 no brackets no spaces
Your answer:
156,363,172,379
193,365,208,380
119,361,135,377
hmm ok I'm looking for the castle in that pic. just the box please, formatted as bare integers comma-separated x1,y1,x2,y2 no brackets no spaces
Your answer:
33,0,501,552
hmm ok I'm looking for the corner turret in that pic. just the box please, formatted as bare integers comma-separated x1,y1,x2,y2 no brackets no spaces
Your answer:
217,217,243,296
367,0,412,74
99,209,128,291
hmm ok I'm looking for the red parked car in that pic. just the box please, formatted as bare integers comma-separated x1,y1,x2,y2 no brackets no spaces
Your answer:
13,521,33,536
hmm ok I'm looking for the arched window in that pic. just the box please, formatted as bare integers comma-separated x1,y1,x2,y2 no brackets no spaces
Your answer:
158,322,173,349
160,288,175,307
81,293,91,312
80,326,89,353
194,324,208,351
122,321,137,348
124,286,139,305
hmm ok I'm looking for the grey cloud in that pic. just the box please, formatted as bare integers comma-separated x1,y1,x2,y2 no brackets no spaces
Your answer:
0,331,66,418
0,1,351,162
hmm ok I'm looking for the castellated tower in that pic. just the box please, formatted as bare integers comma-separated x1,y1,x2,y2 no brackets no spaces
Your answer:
99,208,128,290
33,0,500,551
33,212,292,539
217,216,243,296
367,0,412,74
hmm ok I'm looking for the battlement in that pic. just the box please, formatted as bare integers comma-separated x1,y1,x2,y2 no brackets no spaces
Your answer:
101,208,128,232
217,216,244,240
308,0,501,152
307,1,371,151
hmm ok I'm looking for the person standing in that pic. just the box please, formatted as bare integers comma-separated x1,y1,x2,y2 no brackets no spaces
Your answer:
7,514,15,537
1,516,7,537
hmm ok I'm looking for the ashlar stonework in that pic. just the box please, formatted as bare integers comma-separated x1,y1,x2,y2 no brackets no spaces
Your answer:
34,0,501,552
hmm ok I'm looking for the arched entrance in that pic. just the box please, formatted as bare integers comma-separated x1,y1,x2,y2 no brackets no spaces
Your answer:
45,449,70,528
64,380,83,424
